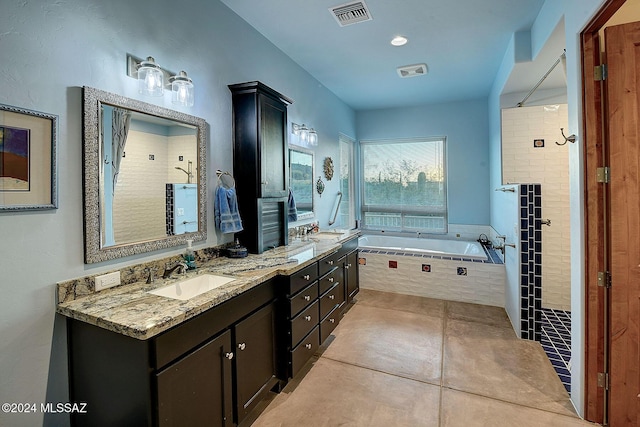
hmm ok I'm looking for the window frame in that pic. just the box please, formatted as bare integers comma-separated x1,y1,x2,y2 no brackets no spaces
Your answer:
359,137,448,234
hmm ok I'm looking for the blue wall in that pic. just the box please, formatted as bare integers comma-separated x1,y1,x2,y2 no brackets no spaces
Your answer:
356,99,490,226
0,1,354,426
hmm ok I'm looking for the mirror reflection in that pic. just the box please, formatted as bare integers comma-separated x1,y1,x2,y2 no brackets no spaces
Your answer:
288,147,314,220
83,86,207,264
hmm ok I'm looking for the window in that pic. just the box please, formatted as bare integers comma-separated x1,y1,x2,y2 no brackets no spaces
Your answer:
338,134,356,228
360,137,447,233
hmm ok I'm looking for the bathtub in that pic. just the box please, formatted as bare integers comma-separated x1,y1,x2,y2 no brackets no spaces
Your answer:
357,234,505,306
358,235,487,261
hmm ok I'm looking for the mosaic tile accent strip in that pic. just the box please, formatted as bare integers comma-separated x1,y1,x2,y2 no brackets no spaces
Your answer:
519,183,543,341
358,245,503,265
541,308,571,393
166,183,175,235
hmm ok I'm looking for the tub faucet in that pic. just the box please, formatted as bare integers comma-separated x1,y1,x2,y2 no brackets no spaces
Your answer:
162,262,187,279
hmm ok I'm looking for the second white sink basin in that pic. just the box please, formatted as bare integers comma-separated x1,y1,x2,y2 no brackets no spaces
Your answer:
148,274,236,301
311,231,343,240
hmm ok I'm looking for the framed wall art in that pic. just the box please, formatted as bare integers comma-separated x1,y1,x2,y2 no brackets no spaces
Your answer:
0,103,58,211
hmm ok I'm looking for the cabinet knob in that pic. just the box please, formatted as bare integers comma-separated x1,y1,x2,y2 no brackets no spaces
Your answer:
304,315,312,322
329,294,335,300
238,343,246,351
348,263,352,268
303,295,311,301
261,180,269,185
327,260,334,265
345,265,350,270
329,318,336,324
303,274,310,280
305,343,312,350
224,352,234,360
328,277,334,283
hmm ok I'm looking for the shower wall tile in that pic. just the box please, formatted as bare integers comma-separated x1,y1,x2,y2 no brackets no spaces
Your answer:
519,184,543,341
502,105,571,311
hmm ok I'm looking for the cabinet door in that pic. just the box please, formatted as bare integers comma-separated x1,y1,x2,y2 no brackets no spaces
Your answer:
156,330,233,427
259,94,288,198
234,302,278,422
345,250,359,301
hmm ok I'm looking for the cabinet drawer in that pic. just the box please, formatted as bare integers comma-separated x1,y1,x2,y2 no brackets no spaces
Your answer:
288,282,318,318
291,326,320,378
290,300,319,347
320,307,340,345
318,252,340,277
319,267,343,295
319,283,342,320
286,263,319,296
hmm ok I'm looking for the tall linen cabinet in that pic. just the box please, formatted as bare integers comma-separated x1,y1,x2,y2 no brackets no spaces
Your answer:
229,81,292,254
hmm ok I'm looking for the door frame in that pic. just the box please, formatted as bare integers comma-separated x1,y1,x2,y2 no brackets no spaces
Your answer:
581,0,627,424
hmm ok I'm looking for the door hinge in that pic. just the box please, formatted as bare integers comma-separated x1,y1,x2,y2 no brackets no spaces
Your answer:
596,167,610,183
597,372,610,390
597,271,611,288
595,64,608,81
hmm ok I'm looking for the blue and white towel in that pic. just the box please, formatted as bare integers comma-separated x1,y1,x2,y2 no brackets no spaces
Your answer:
215,186,243,233
288,188,298,222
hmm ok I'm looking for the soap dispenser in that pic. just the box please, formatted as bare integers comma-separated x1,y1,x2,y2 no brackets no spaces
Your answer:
183,239,196,270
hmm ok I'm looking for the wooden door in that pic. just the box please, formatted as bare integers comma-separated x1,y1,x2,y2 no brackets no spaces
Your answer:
605,21,640,426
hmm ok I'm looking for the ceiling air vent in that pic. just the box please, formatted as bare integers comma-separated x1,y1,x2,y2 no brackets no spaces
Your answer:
397,63,428,78
329,1,372,27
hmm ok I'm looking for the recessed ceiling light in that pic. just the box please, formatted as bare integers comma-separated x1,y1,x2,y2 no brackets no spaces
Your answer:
391,35,408,46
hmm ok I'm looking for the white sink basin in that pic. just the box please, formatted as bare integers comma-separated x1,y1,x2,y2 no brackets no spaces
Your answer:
148,274,236,301
311,231,343,240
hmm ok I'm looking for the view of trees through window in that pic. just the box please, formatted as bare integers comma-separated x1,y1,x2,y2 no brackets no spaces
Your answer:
361,138,447,233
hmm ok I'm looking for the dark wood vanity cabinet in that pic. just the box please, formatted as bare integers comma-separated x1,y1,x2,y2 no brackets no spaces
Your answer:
229,81,293,254
342,249,359,305
68,279,280,427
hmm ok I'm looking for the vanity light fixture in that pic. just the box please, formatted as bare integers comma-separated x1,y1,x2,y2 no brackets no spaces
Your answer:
308,128,318,146
170,71,194,107
137,57,165,97
292,123,319,147
126,54,195,106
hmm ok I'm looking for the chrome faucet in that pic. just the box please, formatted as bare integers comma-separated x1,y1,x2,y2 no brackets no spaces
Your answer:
162,262,187,279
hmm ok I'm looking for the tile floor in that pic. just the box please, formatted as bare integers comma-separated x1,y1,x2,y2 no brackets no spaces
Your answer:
541,308,572,393
250,289,598,427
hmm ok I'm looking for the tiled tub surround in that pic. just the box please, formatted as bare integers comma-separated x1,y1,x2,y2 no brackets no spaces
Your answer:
358,243,505,307
56,230,359,340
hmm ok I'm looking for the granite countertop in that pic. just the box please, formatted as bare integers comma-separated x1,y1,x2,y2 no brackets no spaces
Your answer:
56,230,360,340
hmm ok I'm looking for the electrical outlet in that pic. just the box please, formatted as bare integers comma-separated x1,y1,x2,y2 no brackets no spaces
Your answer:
95,271,121,291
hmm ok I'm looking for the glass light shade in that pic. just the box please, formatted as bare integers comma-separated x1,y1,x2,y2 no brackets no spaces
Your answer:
137,57,164,97
299,124,309,144
170,71,194,107
308,128,318,146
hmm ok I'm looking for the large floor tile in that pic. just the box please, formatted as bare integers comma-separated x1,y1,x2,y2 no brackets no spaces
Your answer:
446,299,512,328
322,304,443,384
443,318,576,416
441,388,597,427
355,288,445,318
253,358,441,427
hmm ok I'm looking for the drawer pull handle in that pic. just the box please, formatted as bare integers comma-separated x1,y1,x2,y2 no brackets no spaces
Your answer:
238,343,246,351
303,274,310,280
305,343,312,350
328,277,334,283
304,295,311,301
327,260,334,265
225,352,234,360
329,294,335,300
304,315,312,321
329,318,336,324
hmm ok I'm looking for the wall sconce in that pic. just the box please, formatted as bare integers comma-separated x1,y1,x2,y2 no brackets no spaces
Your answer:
126,54,195,106
292,122,318,146
170,71,194,107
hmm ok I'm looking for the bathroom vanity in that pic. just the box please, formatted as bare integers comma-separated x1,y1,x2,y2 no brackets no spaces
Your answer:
58,231,359,427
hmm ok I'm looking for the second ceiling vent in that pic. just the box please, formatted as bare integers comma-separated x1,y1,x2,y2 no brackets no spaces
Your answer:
397,63,428,78
329,1,373,27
